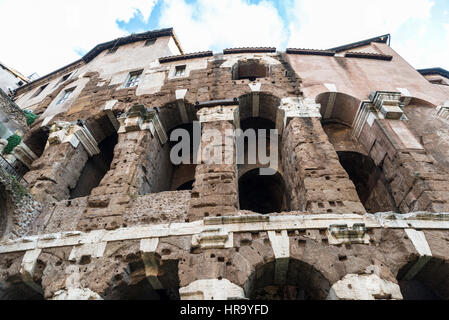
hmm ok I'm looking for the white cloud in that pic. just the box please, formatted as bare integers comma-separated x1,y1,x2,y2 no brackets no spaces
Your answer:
394,23,449,70
287,0,434,49
0,0,157,76
157,0,287,53
285,0,449,69
0,0,447,78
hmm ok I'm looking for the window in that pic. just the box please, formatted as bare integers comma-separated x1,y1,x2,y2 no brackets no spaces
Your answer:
175,65,186,77
31,84,48,98
61,73,72,82
54,73,72,87
145,39,156,46
57,88,75,105
124,70,143,88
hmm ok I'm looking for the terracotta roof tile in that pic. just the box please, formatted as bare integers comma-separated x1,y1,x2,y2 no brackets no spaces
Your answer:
159,51,214,63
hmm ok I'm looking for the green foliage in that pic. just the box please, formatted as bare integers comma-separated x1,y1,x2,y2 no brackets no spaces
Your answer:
24,110,38,126
3,134,22,154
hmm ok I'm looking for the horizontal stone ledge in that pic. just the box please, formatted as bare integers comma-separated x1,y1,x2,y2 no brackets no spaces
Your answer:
1,212,449,254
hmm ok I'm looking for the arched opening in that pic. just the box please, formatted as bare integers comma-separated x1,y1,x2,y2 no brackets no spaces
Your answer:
238,117,279,172
168,123,198,192
22,126,50,158
101,257,180,300
239,169,288,214
69,131,118,199
103,278,179,300
245,259,330,300
236,94,288,214
68,113,120,199
232,60,268,81
322,122,364,154
316,92,362,127
337,151,397,213
397,258,449,300
0,282,44,300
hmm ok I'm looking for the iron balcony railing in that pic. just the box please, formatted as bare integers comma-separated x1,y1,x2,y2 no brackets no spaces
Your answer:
0,153,28,185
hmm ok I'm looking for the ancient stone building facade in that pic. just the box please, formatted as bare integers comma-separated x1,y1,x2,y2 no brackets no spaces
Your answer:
1,29,449,300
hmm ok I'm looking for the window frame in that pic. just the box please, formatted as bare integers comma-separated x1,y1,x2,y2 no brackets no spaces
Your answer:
174,65,186,77
31,84,48,98
124,70,143,88
56,87,75,105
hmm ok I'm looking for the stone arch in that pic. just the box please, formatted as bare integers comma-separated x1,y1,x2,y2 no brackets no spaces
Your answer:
238,169,289,214
316,91,362,127
238,92,281,124
0,282,44,300
397,257,449,300
336,151,397,213
22,125,50,158
157,101,198,134
168,122,198,191
322,121,366,155
69,113,119,199
232,59,269,81
244,258,331,300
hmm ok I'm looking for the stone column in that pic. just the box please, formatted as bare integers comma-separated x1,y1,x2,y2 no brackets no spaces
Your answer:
353,91,449,213
188,105,240,222
23,121,98,204
279,97,366,214
78,104,168,231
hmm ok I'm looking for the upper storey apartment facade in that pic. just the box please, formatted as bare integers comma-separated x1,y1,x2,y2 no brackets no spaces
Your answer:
1,28,449,301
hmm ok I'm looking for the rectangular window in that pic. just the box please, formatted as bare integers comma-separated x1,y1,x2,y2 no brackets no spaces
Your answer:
55,73,72,88
31,84,48,98
175,65,186,77
57,88,75,105
61,73,72,82
124,70,143,88
145,39,156,46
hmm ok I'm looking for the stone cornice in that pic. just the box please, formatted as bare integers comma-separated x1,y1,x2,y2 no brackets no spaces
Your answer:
2,212,449,254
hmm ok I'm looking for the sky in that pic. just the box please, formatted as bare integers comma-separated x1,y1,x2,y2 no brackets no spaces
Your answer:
0,0,448,77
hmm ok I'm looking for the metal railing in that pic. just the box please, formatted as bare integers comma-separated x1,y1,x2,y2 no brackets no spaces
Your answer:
0,153,28,185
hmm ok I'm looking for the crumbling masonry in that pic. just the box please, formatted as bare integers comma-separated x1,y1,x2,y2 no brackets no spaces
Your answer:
1,29,449,300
